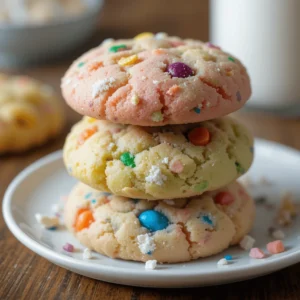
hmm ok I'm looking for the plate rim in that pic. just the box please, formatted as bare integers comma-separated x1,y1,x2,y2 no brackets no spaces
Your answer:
3,138,300,286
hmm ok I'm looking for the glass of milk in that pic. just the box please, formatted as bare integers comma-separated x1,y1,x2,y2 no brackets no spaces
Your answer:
210,0,300,115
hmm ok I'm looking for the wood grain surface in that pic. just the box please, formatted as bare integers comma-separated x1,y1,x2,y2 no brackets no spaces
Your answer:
1,1,300,299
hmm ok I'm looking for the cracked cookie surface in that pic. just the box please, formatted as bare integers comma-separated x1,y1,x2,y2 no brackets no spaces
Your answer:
64,181,255,263
63,116,253,200
61,33,251,126
0,74,64,154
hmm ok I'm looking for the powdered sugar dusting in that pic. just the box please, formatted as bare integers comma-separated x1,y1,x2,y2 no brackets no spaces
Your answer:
137,233,156,254
92,77,116,98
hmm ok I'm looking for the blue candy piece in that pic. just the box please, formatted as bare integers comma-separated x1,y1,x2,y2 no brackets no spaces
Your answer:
193,107,201,114
91,199,97,204
200,214,214,227
224,255,233,261
84,192,92,199
138,210,169,232
48,226,57,231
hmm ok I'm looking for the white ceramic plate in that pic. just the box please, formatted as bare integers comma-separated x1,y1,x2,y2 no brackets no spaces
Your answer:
3,139,300,288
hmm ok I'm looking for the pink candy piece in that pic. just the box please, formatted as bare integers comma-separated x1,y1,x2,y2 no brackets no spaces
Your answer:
249,247,266,259
267,240,285,254
63,243,74,252
169,160,184,173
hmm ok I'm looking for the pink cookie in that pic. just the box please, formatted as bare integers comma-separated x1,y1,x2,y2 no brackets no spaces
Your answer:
61,33,251,126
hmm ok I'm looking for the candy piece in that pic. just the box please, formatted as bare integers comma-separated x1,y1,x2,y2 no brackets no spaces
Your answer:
84,192,92,199
249,248,266,259
78,62,85,68
86,117,96,123
145,260,157,270
137,233,156,254
63,243,74,252
134,32,154,40
224,255,233,261
169,159,184,173
35,214,59,229
267,240,285,254
75,210,95,232
199,213,215,227
235,162,245,174
272,229,285,240
194,181,208,192
120,152,136,168
109,44,127,53
188,127,210,146
193,107,201,114
77,126,98,146
167,62,194,78
214,192,234,205
217,258,228,266
83,248,93,259
228,56,235,62
151,111,163,122
131,93,140,105
239,235,255,250
139,210,169,232
118,54,138,66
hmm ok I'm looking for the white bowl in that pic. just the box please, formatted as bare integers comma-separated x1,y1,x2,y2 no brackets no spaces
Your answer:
0,0,104,67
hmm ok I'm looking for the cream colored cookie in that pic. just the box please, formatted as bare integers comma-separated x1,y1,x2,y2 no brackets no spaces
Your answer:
0,74,64,154
63,116,253,200
64,181,255,263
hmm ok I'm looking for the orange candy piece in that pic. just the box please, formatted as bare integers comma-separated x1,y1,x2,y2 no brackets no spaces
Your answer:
77,126,98,146
267,240,285,254
75,209,95,232
214,192,235,205
188,127,210,146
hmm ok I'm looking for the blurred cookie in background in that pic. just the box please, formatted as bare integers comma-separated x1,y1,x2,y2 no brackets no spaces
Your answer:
0,74,65,154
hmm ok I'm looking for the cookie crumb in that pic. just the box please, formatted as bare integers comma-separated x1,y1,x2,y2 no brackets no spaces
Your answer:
35,214,59,229
137,233,156,254
239,235,255,250
153,80,159,85
217,258,228,266
83,248,93,259
145,166,167,186
145,260,157,270
249,248,266,259
272,229,285,240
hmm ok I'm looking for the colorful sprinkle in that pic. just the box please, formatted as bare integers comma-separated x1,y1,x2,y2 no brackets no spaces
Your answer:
120,152,136,168
188,127,210,146
214,192,234,205
166,85,181,96
109,44,127,53
267,240,285,254
235,162,245,174
118,54,138,66
236,91,242,102
167,62,194,78
199,213,214,227
134,32,154,40
75,210,95,232
131,93,140,105
63,243,74,252
249,248,266,259
78,62,85,68
194,181,209,192
87,117,96,123
139,210,169,232
77,126,98,146
228,56,235,62
151,111,163,122
84,192,92,199
193,107,201,114
224,255,233,261
91,199,97,204
169,160,184,174
48,226,57,231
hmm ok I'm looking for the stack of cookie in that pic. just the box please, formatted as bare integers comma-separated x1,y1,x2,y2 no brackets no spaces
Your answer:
61,33,255,264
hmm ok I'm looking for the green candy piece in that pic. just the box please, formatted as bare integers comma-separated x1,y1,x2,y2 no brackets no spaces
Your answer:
109,44,127,53
235,162,245,174
228,56,235,62
78,62,85,67
194,181,209,192
120,152,136,168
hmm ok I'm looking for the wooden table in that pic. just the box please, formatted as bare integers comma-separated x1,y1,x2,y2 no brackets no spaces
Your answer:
1,1,300,299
